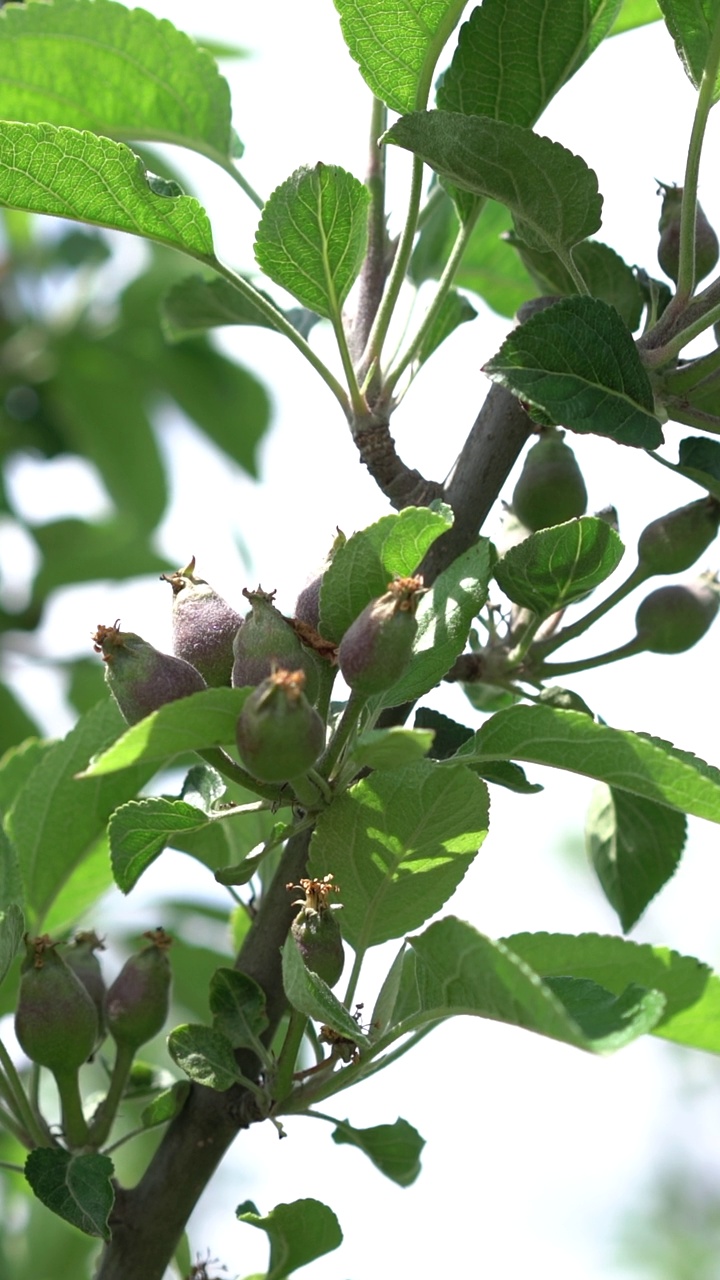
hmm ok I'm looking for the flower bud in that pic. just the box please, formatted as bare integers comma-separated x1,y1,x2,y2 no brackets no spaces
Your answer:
15,935,98,1072
93,623,206,725
511,429,587,532
161,556,242,687
657,182,719,285
105,928,172,1050
235,669,325,783
288,875,344,988
232,587,317,700
338,576,425,696
635,575,720,653
64,930,107,1048
637,497,720,576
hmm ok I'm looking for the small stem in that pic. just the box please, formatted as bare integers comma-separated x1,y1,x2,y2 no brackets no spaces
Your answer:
316,691,366,781
88,1042,135,1149
535,635,647,679
54,1066,90,1150
360,156,425,376
288,771,327,811
331,315,366,416
349,96,389,371
0,1039,50,1147
197,747,283,802
342,948,364,1010
225,163,264,211
531,563,650,659
0,1160,25,1174
272,1008,308,1106
675,16,720,304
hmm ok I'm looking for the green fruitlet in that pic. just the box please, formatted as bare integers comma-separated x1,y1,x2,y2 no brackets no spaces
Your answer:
657,183,719,285
235,668,325,782
634,575,720,653
64,930,107,1048
93,622,206,724
232,586,318,699
637,496,720,576
15,935,98,1072
161,556,243,687
338,576,425,696
105,928,172,1050
289,875,344,988
511,429,588,532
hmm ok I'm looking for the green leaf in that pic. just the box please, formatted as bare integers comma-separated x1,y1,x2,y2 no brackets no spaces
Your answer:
494,516,625,616
484,297,662,448
0,122,215,260
586,784,687,931
506,236,644,331
331,1117,425,1187
384,112,602,256
181,764,226,812
651,435,720,500
42,833,115,937
463,704,720,821
30,518,169,604
611,0,662,35
334,0,466,114
0,739,53,820
413,707,473,758
161,274,320,342
657,0,720,99
415,288,477,365
471,760,543,795
0,683,38,756
167,1023,240,1091
237,1198,342,1280
24,1149,114,1241
281,935,370,1045
350,728,435,771
140,1081,190,1130
379,539,493,707
80,688,249,777
319,505,453,643
6,700,158,925
0,0,235,165
109,798,211,894
504,930,720,1054
438,0,622,127
309,761,489,950
254,164,369,319
209,968,269,1049
0,902,23,987
391,918,664,1052
0,823,24,913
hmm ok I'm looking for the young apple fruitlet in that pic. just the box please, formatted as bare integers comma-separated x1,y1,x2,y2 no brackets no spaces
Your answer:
161,556,242,686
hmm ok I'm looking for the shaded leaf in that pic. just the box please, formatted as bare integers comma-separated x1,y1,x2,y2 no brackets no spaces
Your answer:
161,273,321,342
141,1081,190,1129
494,516,625,616
24,1149,114,1241
0,824,24,914
385,112,602,256
415,288,477,365
237,1198,342,1280
484,296,662,448
414,707,473,758
335,0,466,114
0,683,38,756
331,1117,425,1186
209,967,269,1049
254,164,369,319
0,0,235,164
507,236,644,330
657,0,720,99
42,834,115,937
471,760,543,794
0,122,215,260
167,1023,239,1091
31,518,169,605
650,435,720,500
586,784,687,931
281,935,370,1045
309,761,489,950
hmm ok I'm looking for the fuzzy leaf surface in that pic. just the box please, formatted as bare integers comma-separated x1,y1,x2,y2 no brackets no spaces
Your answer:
281,936,370,1045
209,968,269,1049
390,917,664,1052
309,762,488,950
167,1023,239,1091
0,0,234,163
237,1198,342,1280
657,0,720,99
334,0,466,113
484,296,662,447
438,0,621,127
380,539,493,706
463,705,720,821
0,122,215,259
384,112,602,254
80,688,249,777
109,798,210,894
319,505,453,642
505,930,720,1053
254,164,369,318
6,701,155,925
331,1117,425,1186
494,517,625,616
24,1150,114,1241
586,785,687,931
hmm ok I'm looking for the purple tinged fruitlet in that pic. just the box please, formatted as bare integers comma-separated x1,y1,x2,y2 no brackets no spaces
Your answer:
161,556,243,687
232,586,318,699
294,529,347,629
15,935,98,1072
105,928,172,1051
289,874,344,988
657,182,719,285
634,574,720,653
235,668,325,783
93,622,206,724
637,496,720,576
338,575,425,697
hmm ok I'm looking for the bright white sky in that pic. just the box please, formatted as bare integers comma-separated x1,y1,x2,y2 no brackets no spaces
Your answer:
6,5,720,1278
